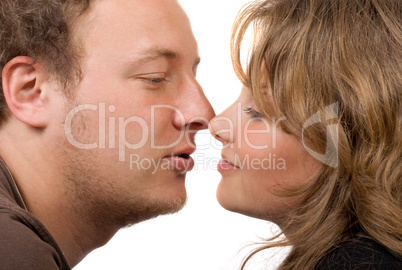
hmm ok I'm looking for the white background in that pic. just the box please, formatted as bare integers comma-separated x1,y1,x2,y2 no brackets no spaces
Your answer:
74,1,285,269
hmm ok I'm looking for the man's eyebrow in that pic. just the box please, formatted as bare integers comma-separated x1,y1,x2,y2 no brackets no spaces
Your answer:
130,47,201,67
136,47,179,64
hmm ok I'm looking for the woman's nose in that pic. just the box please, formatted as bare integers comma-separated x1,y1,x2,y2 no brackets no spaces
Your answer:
209,110,236,145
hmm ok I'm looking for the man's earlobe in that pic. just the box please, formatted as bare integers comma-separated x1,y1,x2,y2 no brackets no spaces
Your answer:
2,56,49,128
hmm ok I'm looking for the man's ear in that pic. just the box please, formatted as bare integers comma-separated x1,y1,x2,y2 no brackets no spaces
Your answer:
2,56,49,128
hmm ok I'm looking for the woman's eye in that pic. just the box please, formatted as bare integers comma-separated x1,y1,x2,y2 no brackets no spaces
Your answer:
244,107,263,120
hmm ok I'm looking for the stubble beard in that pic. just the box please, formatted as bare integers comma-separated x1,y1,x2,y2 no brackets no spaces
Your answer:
58,108,187,232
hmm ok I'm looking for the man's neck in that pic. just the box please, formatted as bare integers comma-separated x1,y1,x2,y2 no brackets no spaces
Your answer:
0,127,117,267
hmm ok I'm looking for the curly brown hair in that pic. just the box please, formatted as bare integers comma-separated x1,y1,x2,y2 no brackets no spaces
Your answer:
0,0,92,124
232,0,402,269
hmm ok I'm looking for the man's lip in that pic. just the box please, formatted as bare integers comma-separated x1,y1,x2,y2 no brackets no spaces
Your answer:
162,147,196,174
165,147,196,158
163,156,195,174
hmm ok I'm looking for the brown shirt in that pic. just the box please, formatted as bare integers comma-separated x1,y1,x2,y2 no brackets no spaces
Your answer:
0,157,70,270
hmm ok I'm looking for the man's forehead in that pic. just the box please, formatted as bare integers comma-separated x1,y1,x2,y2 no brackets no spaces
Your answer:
88,0,183,19
78,0,191,41
72,0,198,67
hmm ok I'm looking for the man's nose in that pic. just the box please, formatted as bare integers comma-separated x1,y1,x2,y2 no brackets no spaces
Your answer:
173,79,215,131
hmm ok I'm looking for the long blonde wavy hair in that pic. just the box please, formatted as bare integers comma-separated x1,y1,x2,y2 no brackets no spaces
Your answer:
231,0,402,269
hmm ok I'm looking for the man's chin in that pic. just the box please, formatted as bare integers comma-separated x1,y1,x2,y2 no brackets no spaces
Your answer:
116,196,188,228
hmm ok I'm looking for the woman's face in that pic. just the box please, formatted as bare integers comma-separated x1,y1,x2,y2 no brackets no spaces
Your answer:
209,86,320,224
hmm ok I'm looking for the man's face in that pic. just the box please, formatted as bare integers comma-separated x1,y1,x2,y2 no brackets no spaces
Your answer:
59,0,214,226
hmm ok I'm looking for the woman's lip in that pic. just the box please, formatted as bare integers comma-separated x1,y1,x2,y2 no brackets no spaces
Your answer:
217,159,240,174
163,156,195,174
